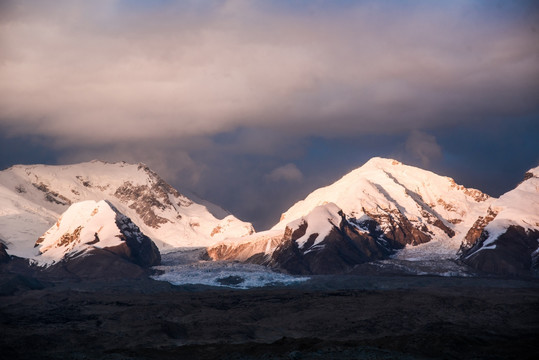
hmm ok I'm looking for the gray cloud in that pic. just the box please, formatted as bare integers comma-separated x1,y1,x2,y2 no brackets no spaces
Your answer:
1,0,538,145
405,130,442,167
267,163,303,183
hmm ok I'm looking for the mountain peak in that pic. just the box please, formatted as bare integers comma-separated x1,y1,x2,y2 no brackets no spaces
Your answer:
36,200,122,252
273,158,493,257
362,157,402,168
36,199,161,267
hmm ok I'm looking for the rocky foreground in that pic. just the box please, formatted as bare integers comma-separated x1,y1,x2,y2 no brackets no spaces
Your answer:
1,274,538,360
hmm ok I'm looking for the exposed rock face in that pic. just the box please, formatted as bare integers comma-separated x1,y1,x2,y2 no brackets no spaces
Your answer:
459,207,498,254
114,182,171,229
0,243,10,264
461,226,539,276
207,231,283,264
268,204,392,274
111,205,161,267
32,182,72,206
50,247,151,280
362,210,431,248
35,200,160,270
459,167,539,276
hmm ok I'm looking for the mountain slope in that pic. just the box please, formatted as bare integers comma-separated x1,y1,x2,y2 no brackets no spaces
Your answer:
459,166,539,275
206,230,283,263
267,203,391,274
36,200,160,267
0,161,254,258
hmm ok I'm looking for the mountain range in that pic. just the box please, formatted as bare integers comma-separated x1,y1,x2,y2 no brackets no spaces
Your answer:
1,158,537,277
0,160,253,257
208,158,539,276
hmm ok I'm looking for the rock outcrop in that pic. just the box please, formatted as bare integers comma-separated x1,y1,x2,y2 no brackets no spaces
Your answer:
461,225,539,276
268,203,391,274
0,242,10,264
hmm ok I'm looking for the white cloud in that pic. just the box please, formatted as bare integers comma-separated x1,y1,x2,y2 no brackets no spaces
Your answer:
267,163,303,183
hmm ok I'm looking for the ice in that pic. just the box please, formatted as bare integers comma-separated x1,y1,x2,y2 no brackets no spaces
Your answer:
152,248,309,289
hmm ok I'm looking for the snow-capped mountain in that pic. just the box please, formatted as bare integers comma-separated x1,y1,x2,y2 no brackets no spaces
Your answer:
36,200,160,267
459,166,539,275
0,160,254,259
209,157,494,273
274,158,492,250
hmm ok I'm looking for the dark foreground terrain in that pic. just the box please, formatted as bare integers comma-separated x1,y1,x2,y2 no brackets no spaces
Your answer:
1,274,538,360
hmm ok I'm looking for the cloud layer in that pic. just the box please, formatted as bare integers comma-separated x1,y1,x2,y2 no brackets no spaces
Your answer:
1,0,538,145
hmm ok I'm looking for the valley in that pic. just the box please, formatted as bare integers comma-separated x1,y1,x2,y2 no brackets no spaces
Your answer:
1,274,538,360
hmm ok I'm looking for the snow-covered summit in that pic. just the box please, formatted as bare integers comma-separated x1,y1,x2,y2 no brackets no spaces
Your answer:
36,200,159,265
274,157,493,255
0,160,254,258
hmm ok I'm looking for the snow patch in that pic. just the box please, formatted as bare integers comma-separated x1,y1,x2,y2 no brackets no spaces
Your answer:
287,202,342,249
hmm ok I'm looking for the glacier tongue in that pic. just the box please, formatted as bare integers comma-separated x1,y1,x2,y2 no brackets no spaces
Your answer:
152,248,309,289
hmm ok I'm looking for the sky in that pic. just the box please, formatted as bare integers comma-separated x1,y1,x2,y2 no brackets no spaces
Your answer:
1,0,538,230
